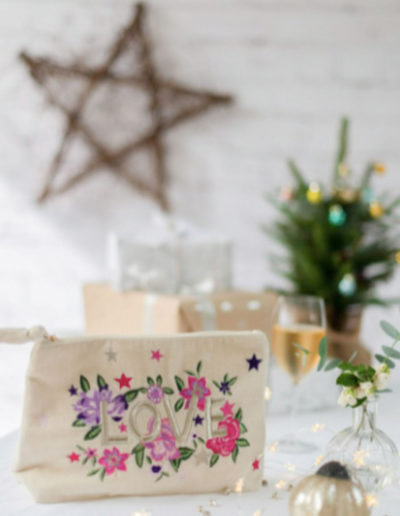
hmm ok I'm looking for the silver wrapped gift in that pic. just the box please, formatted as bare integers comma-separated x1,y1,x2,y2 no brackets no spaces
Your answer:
108,219,233,294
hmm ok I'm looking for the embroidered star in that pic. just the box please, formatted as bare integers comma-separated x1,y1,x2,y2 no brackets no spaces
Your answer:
193,415,204,426
119,423,128,433
105,348,118,362
151,350,163,361
195,448,210,466
246,353,262,371
252,459,260,471
68,385,78,396
68,452,80,463
114,373,132,389
220,401,234,417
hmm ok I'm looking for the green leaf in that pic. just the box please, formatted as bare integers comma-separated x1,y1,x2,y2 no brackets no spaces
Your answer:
131,443,145,455
80,375,90,393
91,456,96,466
146,456,152,465
77,445,86,452
87,469,100,477
82,456,89,465
338,362,356,372
97,375,107,389
185,370,196,376
236,438,250,447
234,408,243,421
72,419,86,427
139,387,147,394
352,397,367,408
210,453,219,467
212,380,220,389
162,387,174,395
125,389,139,402
228,376,238,386
100,468,106,481
178,447,195,460
147,377,154,385
174,398,184,412
239,422,247,434
198,437,205,444
84,425,101,440
175,376,184,391
375,353,395,369
196,361,202,375
232,445,239,463
170,459,181,472
317,337,328,371
156,375,162,385
336,373,358,387
380,320,400,340
376,388,392,393
382,345,400,359
223,373,229,382
324,358,342,371
131,444,145,467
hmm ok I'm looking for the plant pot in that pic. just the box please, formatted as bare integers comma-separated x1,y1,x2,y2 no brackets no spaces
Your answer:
326,305,371,365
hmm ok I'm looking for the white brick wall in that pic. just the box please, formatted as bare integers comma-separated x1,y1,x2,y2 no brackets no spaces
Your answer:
0,0,399,338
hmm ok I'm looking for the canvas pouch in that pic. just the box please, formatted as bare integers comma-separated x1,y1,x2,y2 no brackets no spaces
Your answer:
3,327,268,503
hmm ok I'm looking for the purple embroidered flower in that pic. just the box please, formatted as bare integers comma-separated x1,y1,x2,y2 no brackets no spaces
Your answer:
85,447,97,458
68,385,78,396
74,388,128,425
219,381,230,395
151,465,162,474
144,418,181,462
147,385,164,405
180,377,211,411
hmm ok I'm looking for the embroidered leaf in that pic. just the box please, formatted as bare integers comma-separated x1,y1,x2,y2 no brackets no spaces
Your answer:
80,375,90,393
84,425,101,440
139,387,147,394
125,389,139,402
239,422,247,434
97,375,107,389
147,376,154,385
193,440,198,449
83,456,89,465
87,469,100,476
228,376,238,386
232,445,239,463
131,444,145,468
72,419,86,428
162,387,174,395
185,370,196,376
100,468,106,481
175,376,184,391
170,459,182,472
77,445,86,451
236,438,250,447
198,437,205,444
212,380,220,390
174,398,184,412
210,453,219,467
234,408,243,422
146,456,152,465
91,456,96,466
196,361,202,375
223,373,228,382
179,447,195,461
227,391,232,396
156,374,163,385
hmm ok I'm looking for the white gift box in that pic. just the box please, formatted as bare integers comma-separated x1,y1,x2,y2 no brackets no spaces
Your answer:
108,218,233,293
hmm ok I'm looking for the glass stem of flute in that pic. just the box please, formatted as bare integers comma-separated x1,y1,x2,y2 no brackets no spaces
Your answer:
288,380,300,444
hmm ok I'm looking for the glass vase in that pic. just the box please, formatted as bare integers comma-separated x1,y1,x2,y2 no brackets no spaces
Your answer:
325,399,399,492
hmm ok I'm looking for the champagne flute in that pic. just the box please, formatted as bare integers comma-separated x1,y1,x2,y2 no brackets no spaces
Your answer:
271,295,326,453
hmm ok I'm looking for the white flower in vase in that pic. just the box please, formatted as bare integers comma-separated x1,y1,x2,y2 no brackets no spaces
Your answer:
374,363,390,390
356,381,376,400
338,388,357,407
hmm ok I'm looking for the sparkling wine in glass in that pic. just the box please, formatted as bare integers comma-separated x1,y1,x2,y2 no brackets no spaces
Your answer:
271,295,326,453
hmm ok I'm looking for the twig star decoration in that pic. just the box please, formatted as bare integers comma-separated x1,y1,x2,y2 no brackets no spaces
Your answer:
20,2,232,211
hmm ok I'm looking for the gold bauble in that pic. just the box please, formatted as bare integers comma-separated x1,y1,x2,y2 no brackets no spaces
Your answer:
373,162,386,174
369,201,383,218
306,182,322,204
395,251,400,264
290,461,370,516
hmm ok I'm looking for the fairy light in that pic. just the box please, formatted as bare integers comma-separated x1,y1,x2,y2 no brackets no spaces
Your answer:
365,493,379,508
209,500,217,507
395,251,400,264
132,511,151,516
275,480,287,490
338,162,349,177
373,162,386,174
306,182,322,204
264,386,272,401
267,441,279,452
284,462,296,472
352,449,369,467
311,423,325,433
197,507,210,516
253,510,262,516
369,201,383,218
234,478,244,493
314,454,324,466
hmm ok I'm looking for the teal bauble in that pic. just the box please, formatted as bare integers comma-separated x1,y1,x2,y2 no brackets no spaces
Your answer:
338,273,356,296
329,204,346,226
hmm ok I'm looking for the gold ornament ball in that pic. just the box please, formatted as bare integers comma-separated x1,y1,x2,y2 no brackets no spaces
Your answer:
373,162,386,174
306,182,322,204
369,201,383,218
395,251,400,264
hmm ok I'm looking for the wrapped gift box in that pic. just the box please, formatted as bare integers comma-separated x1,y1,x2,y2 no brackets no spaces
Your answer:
83,283,276,335
108,231,232,294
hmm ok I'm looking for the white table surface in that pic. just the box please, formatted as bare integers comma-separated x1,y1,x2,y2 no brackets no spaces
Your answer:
1,404,399,516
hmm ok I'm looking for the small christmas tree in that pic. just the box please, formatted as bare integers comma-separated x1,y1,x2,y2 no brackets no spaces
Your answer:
265,117,400,331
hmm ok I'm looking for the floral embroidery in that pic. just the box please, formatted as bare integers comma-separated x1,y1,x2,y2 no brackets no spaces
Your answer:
69,359,251,481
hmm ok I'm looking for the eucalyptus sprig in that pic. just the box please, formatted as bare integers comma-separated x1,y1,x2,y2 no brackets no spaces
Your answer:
317,319,400,408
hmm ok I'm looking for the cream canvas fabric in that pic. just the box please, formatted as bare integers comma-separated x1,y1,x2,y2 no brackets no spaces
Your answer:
10,329,268,503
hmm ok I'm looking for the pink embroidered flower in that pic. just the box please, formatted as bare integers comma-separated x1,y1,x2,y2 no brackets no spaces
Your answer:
144,417,181,462
147,385,164,405
180,376,211,411
98,447,129,475
85,447,97,458
206,416,241,457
